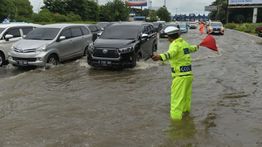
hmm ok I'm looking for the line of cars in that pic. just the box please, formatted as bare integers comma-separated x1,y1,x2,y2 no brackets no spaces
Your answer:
0,22,158,69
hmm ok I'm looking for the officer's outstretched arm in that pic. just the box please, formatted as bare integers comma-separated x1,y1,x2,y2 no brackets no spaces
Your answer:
159,48,177,61
189,45,199,53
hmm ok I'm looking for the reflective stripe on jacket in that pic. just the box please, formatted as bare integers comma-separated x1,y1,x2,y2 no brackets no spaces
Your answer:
160,37,198,77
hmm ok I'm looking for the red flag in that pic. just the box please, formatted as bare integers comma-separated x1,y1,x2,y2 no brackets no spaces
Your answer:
199,35,218,52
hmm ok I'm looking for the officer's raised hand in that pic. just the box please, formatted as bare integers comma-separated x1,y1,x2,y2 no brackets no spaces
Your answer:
152,54,162,61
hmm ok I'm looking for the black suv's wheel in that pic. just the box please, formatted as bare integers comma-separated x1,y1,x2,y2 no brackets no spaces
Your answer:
47,54,59,65
130,52,137,68
0,52,5,67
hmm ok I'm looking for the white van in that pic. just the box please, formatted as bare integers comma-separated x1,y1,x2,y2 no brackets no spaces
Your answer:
0,23,40,66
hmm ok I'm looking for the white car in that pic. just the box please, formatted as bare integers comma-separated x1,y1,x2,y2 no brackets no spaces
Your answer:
207,22,224,35
0,23,40,66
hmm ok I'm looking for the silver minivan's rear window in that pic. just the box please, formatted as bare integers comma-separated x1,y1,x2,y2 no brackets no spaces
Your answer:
25,28,60,40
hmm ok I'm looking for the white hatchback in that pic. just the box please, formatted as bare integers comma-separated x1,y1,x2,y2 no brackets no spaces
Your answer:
0,23,40,66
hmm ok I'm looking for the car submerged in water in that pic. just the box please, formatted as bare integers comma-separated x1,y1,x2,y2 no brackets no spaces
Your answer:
207,21,224,35
9,24,93,67
87,22,158,68
0,23,40,66
178,22,189,33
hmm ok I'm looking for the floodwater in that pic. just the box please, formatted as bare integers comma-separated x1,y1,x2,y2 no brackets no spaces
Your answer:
0,29,262,147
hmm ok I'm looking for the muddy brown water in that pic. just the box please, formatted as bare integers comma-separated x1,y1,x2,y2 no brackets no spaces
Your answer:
0,29,262,147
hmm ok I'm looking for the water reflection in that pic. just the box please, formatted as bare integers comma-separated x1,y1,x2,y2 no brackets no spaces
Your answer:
167,115,196,140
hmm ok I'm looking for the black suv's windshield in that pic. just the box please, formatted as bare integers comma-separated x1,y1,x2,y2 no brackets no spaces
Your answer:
0,28,5,34
101,25,140,40
25,28,60,40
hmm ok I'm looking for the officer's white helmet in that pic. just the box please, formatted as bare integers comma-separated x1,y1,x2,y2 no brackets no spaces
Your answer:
164,26,180,35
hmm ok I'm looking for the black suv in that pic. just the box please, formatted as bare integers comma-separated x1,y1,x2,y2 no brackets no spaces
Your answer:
87,22,158,68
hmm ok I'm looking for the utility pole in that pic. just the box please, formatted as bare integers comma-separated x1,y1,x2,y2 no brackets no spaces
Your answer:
225,0,229,23
164,0,166,7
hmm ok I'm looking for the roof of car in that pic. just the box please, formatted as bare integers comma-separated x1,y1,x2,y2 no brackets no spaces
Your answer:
0,23,40,28
110,22,152,27
41,23,87,28
86,24,97,26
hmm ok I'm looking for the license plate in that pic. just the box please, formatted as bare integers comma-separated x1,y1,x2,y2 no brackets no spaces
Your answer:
17,60,28,65
99,60,112,66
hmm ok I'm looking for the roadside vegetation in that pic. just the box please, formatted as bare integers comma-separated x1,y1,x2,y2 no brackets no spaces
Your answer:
0,0,172,24
225,23,262,34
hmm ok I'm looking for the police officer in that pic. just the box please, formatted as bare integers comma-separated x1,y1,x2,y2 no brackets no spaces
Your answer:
152,26,199,120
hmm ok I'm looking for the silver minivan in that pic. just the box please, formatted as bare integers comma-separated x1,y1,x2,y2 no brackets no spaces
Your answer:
9,24,93,67
0,23,39,66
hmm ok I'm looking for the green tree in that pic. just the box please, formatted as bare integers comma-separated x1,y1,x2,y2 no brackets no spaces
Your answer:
148,10,158,22
66,12,82,22
142,9,150,17
32,9,54,23
44,0,99,21
157,7,171,22
99,0,130,21
43,0,68,14
208,0,227,23
67,0,99,21
12,0,33,21
0,0,16,21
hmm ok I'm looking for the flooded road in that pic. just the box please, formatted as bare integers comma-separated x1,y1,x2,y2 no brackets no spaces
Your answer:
0,29,262,147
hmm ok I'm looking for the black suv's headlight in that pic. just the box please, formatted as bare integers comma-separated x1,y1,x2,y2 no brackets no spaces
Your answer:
88,43,95,53
118,47,133,54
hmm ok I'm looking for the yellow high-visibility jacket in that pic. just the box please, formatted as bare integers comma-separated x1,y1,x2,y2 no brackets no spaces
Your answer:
160,37,198,78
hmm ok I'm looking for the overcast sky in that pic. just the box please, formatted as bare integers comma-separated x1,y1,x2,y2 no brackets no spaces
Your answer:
29,0,215,15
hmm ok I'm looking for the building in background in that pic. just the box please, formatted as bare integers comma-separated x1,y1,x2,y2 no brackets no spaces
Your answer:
126,0,148,21
228,0,262,23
